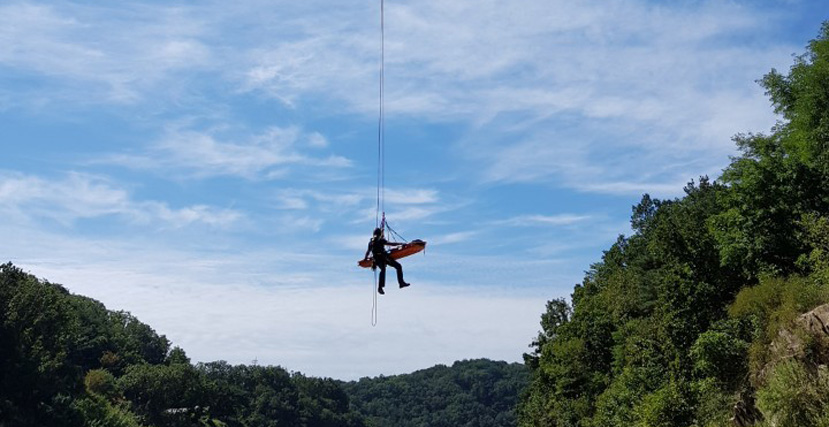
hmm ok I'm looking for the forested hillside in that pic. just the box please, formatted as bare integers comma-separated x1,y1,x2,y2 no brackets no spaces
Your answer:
519,23,829,427
343,359,528,427
0,262,367,427
0,263,527,426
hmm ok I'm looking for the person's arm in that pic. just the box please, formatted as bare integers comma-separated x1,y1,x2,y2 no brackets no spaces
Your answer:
364,240,373,259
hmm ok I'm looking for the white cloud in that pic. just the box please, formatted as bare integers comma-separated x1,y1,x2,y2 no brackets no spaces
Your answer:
272,188,365,211
499,214,593,227
432,230,478,245
384,188,439,204
273,214,324,233
3,220,557,380
307,132,328,148
0,171,241,228
98,124,352,180
148,203,242,228
0,3,212,103
229,0,789,196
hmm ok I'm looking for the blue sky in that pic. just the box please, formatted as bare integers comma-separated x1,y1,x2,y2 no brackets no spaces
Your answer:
1,0,827,380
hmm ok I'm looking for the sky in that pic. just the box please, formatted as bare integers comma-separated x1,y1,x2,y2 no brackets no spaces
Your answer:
1,0,827,380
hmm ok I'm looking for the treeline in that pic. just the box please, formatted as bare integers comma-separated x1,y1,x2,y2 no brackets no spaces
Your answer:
0,262,365,427
519,23,829,427
0,263,527,426
342,359,529,427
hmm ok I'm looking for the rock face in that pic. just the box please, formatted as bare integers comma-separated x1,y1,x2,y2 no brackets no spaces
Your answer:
731,392,762,427
732,303,829,427
800,304,829,337
771,303,829,364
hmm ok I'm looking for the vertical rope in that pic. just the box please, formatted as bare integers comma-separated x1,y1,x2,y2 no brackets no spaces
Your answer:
380,0,386,220
372,269,379,326
371,0,386,327
375,0,385,229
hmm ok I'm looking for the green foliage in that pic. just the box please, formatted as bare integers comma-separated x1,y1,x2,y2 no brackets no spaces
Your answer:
710,23,829,278
799,213,829,282
634,381,694,427
0,263,84,426
0,263,368,427
755,360,829,427
690,378,734,427
762,22,829,174
520,179,741,427
729,275,828,377
107,310,171,372
74,396,144,427
344,359,528,427
294,374,365,427
198,361,367,427
118,362,211,426
520,22,829,427
85,369,119,400
690,330,749,387
525,298,571,370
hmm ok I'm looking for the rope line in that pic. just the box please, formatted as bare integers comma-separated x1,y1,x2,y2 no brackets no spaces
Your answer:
371,0,386,327
372,269,378,326
375,0,385,229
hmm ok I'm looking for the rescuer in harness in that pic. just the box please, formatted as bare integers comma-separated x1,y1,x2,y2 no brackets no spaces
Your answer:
364,227,410,294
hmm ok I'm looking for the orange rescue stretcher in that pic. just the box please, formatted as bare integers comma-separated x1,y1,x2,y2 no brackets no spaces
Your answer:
358,239,427,268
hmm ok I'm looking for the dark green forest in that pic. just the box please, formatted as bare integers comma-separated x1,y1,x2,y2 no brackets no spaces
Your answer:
342,359,528,427
518,23,829,427
0,262,526,426
0,262,364,427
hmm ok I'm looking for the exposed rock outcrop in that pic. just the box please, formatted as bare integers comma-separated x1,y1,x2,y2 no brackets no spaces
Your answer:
732,303,829,426
770,303,829,364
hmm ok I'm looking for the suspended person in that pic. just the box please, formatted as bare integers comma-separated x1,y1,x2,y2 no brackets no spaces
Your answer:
364,227,410,294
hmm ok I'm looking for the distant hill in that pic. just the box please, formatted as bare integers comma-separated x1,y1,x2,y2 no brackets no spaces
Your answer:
0,263,527,427
342,359,529,427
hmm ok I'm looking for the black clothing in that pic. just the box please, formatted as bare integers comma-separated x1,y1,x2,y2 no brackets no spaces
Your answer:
369,236,389,259
366,236,407,290
377,257,405,290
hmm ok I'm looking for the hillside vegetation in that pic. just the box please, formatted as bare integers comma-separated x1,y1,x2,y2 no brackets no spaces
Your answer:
0,262,526,426
343,359,528,427
519,23,829,427
0,262,367,427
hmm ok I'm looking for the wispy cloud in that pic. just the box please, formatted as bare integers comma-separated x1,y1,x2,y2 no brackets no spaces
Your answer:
98,124,351,180
497,214,593,227
2,220,553,380
0,171,241,228
432,230,478,245
272,189,365,211
0,3,212,103
384,188,439,205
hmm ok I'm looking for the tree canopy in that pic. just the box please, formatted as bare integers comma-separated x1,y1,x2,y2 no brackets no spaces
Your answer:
519,22,829,427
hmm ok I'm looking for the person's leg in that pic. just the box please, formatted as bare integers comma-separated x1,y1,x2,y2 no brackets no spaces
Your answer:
386,258,408,287
377,262,387,293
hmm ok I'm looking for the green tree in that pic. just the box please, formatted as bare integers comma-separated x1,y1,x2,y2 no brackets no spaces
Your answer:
520,22,829,427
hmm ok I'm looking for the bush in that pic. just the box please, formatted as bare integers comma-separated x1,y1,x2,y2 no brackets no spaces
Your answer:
85,369,118,400
728,275,829,378
756,360,829,427
634,381,694,427
690,331,749,386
